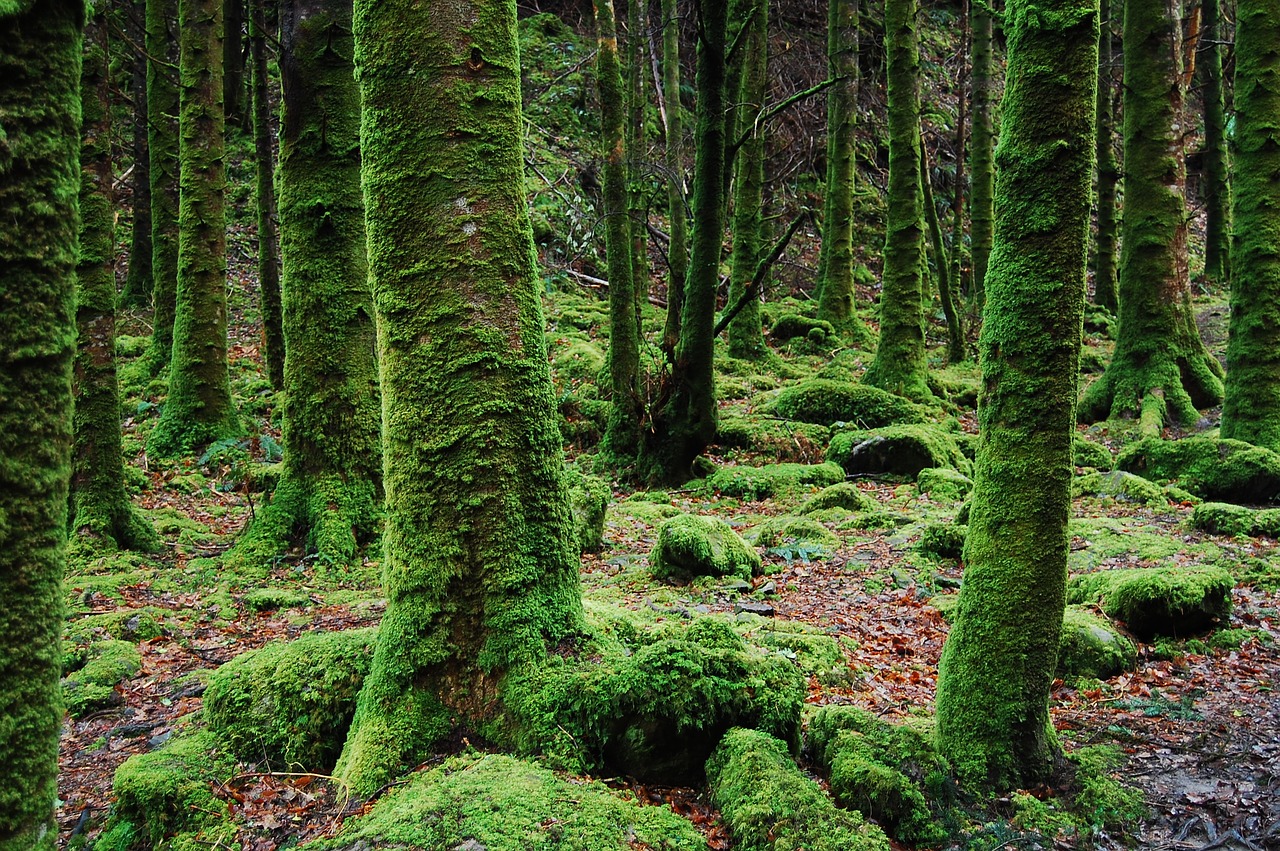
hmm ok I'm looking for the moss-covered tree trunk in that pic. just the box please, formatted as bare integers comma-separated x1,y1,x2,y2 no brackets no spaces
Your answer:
149,0,243,456
1077,0,1223,434
863,0,930,401
1220,0,1280,450
936,0,1097,791
626,0,649,311
921,135,964,363
229,0,381,572
145,0,180,371
815,0,873,347
597,0,644,462
1093,0,1119,312
336,0,585,795
0,4,81,848
969,0,994,309
950,0,969,301
641,0,728,482
726,0,768,360
223,0,246,124
72,13,158,553
1200,0,1230,287
121,0,154,308
251,0,284,390
659,0,688,357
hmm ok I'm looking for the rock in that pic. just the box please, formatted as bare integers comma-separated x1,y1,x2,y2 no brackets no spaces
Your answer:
827,425,972,479
800,482,875,514
1072,470,1169,506
649,514,762,583
706,461,846,501
915,522,966,560
735,601,776,617
1057,606,1137,678
916,467,972,501
1067,565,1233,640
1073,434,1113,469
1116,436,1280,504
771,379,931,427
1191,501,1280,538
752,516,840,553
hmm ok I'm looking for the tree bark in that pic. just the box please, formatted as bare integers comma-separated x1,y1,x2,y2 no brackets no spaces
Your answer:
921,134,964,363
121,0,155,308
658,0,688,357
1093,0,1119,311
145,0,181,371
251,0,284,390
969,0,994,310
1200,0,1231,286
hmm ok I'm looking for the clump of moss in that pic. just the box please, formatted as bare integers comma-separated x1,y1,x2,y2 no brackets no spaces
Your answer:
771,379,931,427
649,514,762,582
1057,606,1137,678
917,467,973,501
916,522,967,560
1191,501,1280,538
551,339,606,385
1074,434,1113,469
1208,627,1273,650
828,425,972,478
310,751,705,850
609,497,683,526
715,414,832,461
204,628,377,771
1116,436,1280,504
752,516,840,554
65,606,166,645
771,314,837,343
1068,744,1146,831
1067,565,1234,640
1073,470,1169,506
737,620,850,684
242,587,312,611
799,482,875,514
565,467,610,552
706,461,846,500
62,639,142,716
556,385,609,447
707,727,891,851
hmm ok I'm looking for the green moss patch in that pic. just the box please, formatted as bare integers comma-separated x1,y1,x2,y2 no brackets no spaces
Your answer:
1067,565,1234,639
62,639,142,716
1074,434,1114,469
242,587,313,611
828,425,972,479
916,522,967,560
1191,501,1280,538
771,379,931,427
770,314,837,343
715,414,832,460
1057,606,1137,678
649,515,762,582
799,482,875,514
707,727,891,851
205,628,377,771
565,468,610,552
1072,470,1169,506
752,516,840,556
1116,436,1280,504
917,467,973,501
706,461,845,500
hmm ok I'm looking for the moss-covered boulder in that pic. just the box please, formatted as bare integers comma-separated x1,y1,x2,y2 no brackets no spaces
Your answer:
828,425,972,479
551,339,606,385
716,414,832,460
799,482,875,514
1116,436,1280,504
205,627,376,771
771,313,837,343
917,467,973,501
771,379,931,427
707,727,891,851
916,522,967,560
312,752,705,850
1191,501,1280,538
1072,470,1169,506
706,461,845,500
752,516,840,554
1074,434,1113,469
650,514,762,582
565,467,609,552
1057,606,1137,678
1067,565,1234,640
61,639,142,716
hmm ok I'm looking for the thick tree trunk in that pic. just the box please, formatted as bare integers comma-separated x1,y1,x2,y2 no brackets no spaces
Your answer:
72,14,158,552
936,0,1097,792
121,0,155,308
0,4,81,848
863,0,930,401
658,0,688,357
223,0,246,124
1200,0,1230,286
921,135,964,363
1078,0,1223,434
969,0,994,310
1093,0,1119,312
1221,0,1280,450
145,0,181,371
251,0,284,390
337,0,584,795
626,0,649,312
148,0,243,456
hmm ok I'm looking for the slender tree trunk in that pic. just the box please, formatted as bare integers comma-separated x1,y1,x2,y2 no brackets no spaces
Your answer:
969,0,994,311
950,0,969,305
0,4,80,848
72,13,158,552
337,0,584,795
863,0,930,401
659,0,688,357
1221,0,1280,450
145,0,181,371
121,0,154,308
726,0,768,359
921,135,964,363
251,0,284,390
149,0,243,456
626,0,649,312
1093,0,1119,311
1200,0,1230,286
815,0,873,346
936,0,1097,792
1078,0,1224,433
223,0,246,125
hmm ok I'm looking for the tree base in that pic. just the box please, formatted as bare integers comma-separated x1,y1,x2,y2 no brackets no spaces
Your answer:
1078,348,1223,436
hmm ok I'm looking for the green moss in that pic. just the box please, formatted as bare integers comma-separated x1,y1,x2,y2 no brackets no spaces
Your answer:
649,514,761,582
1067,745,1146,831
1067,565,1233,639
241,587,312,611
66,607,166,645
1116,436,1280,503
706,461,845,500
916,522,967,560
917,467,973,501
608,498,683,526
1067,516,1221,571
1209,627,1273,650
61,640,141,717
824,730,943,844
736,620,849,684
828,425,972,478
1073,470,1169,506
565,468,609,552
752,516,841,556
1073,434,1113,469
771,380,931,427
1057,606,1136,678
807,705,948,790
551,339,606,385
770,314,837,343
707,728,891,851
799,482,875,514
1192,501,1280,538
715,414,832,461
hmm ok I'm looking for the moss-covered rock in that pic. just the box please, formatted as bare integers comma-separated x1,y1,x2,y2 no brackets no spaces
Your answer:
551,339,606,385
1057,606,1137,678
1191,501,1280,538
1116,436,1280,504
770,313,837,343
61,639,142,716
799,482,875,514
706,461,846,500
310,752,705,850
205,628,376,771
827,425,972,478
715,414,832,461
707,727,891,851
736,620,849,684
1067,565,1234,639
1072,470,1169,506
1074,434,1114,469
565,468,610,552
916,522,967,560
752,516,840,553
771,379,931,427
649,515,762,582
242,587,312,611
917,467,973,501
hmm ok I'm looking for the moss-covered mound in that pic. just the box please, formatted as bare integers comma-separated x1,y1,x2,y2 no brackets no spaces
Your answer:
771,379,931,427
1116,436,1280,504
752,516,840,555
204,627,377,771
1074,434,1114,469
649,514,762,582
706,461,846,500
508,617,806,782
716,414,832,460
61,639,142,716
917,467,973,501
770,313,837,343
805,706,948,844
1057,606,1137,678
707,727,891,851
799,482,875,514
1072,470,1169,506
1067,566,1234,640
916,522,967,560
565,467,609,552
1192,501,1280,538
828,425,972,479
312,752,706,850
